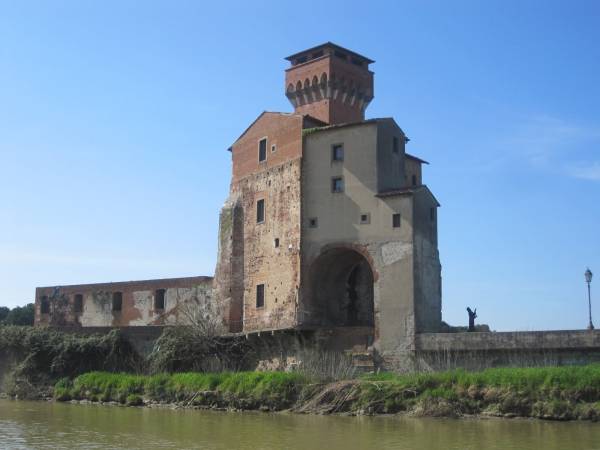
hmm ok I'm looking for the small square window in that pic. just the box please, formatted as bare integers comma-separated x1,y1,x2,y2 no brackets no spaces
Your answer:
274,238,280,248
258,138,267,162
74,294,83,313
332,177,344,193
308,217,318,228
112,292,123,311
256,199,265,223
256,284,265,308
393,213,401,228
271,144,276,153
332,143,344,161
393,136,399,154
360,213,370,224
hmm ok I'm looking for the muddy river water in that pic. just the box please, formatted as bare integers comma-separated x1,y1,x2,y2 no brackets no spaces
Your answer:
1,399,599,449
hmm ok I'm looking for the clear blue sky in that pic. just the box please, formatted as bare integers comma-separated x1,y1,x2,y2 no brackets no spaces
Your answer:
1,1,599,331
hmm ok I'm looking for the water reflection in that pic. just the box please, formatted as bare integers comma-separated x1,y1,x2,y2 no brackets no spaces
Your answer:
0,400,599,450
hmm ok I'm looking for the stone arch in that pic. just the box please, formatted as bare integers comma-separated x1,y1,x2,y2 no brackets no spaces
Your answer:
320,72,328,85
287,83,295,93
306,247,374,327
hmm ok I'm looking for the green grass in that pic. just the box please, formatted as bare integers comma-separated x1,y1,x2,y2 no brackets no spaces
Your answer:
58,371,309,406
53,365,600,419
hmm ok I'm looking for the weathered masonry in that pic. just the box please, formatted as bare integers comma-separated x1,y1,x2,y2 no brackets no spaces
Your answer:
214,42,442,366
35,277,212,327
35,42,443,368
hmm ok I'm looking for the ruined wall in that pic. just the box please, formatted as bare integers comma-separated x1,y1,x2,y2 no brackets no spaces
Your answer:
35,277,214,328
215,112,305,333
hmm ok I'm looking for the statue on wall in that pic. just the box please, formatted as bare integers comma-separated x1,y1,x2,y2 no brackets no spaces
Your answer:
467,307,477,332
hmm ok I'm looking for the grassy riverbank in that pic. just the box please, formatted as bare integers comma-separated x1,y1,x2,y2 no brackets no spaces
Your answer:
55,365,600,421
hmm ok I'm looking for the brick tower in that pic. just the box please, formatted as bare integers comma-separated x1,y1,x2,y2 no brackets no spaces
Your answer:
284,42,374,125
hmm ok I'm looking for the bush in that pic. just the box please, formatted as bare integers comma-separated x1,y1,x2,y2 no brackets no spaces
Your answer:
0,326,143,392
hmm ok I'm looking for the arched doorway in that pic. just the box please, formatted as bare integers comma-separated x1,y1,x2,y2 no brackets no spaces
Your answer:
307,248,374,327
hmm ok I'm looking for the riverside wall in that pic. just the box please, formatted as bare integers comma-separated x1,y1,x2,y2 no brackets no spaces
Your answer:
414,330,600,371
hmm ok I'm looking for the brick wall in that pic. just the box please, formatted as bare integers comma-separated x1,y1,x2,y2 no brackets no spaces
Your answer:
35,276,213,327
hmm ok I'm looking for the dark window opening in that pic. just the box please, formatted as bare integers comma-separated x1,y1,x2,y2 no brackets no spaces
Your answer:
393,136,399,154
412,175,417,186
271,144,276,153
256,284,265,308
334,50,347,60
393,213,401,228
256,199,265,223
332,143,344,161
112,292,123,312
332,177,344,193
74,294,83,313
308,217,318,228
41,296,50,314
274,238,280,248
258,138,267,162
430,207,436,222
360,213,370,224
155,289,166,310
351,57,363,67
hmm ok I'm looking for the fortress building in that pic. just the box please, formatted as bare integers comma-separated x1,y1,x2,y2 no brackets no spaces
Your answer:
35,43,443,365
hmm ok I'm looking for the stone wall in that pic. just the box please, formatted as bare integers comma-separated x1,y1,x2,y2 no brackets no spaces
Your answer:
413,330,600,371
35,277,214,328
216,112,308,333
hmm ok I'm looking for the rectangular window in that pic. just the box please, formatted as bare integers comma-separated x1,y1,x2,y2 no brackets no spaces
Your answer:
308,217,318,228
274,238,280,248
258,138,267,162
332,143,344,161
74,294,83,313
271,144,276,153
393,213,401,228
256,199,265,223
112,292,123,311
155,289,166,310
41,296,50,314
331,177,344,193
256,284,265,308
393,136,399,154
411,174,417,186
360,213,370,224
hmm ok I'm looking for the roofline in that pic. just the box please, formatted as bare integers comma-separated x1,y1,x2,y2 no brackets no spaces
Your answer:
303,117,391,134
229,111,294,148
405,153,430,165
36,275,213,291
285,42,375,64
376,185,441,207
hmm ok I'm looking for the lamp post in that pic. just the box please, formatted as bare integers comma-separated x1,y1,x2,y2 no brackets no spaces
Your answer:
585,268,594,330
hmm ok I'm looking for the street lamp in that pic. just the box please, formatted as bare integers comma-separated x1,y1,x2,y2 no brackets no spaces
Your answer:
585,268,594,330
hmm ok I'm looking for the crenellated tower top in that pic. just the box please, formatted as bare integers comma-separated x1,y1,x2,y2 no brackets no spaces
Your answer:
284,42,374,125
